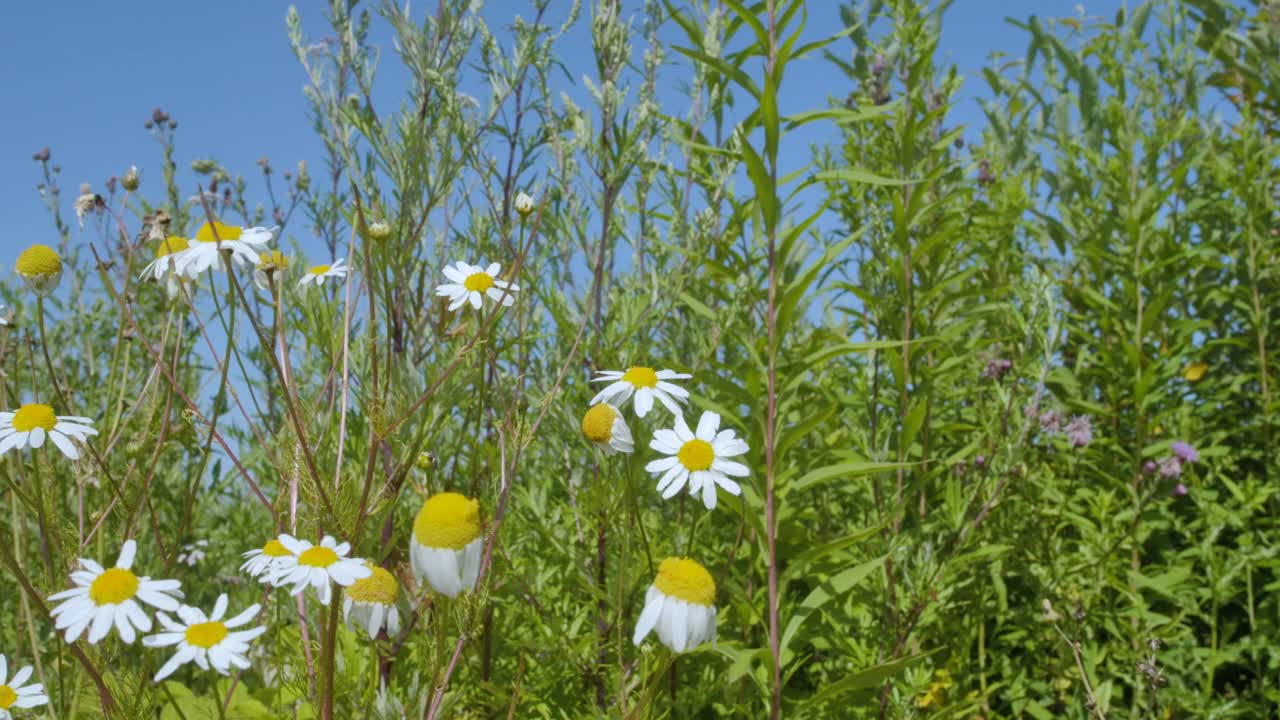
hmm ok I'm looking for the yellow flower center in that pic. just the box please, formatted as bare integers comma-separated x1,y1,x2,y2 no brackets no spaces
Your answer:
259,250,289,271
89,568,140,605
463,272,494,292
12,403,57,432
1183,362,1208,382
195,221,242,243
413,492,481,550
262,539,291,557
653,557,715,606
16,244,62,277
347,564,399,605
677,439,715,472
184,621,229,649
298,546,340,568
0,685,14,709
621,367,658,388
155,236,190,258
308,264,330,276
581,404,617,443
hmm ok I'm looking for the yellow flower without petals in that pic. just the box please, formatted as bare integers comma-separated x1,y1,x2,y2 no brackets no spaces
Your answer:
1183,362,1208,382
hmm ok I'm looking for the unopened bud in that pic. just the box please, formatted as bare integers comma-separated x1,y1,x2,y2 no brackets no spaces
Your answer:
367,221,392,242
514,191,535,217
122,165,140,191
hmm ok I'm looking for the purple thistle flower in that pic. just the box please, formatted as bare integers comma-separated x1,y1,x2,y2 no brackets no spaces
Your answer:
1172,483,1189,497
1142,460,1157,475
974,455,986,470
1064,415,1093,448
1157,456,1184,480
1038,409,1064,434
1171,441,1199,464
982,358,1013,381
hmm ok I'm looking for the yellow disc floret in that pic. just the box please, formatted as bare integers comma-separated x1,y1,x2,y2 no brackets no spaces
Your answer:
308,264,330,276
413,492,481,550
0,684,15,709
621,367,658,388
89,568,140,605
347,563,399,605
259,250,289,271
262,539,291,557
654,557,715,606
581,404,617,444
298,546,340,568
677,439,715,472
464,272,494,293
184,621,229,649
12,403,57,432
16,244,62,277
195,220,242,243
155,236,190,258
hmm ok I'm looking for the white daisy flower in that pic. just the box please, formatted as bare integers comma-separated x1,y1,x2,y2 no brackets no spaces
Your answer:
0,654,47,718
0,403,98,460
645,411,750,510
48,539,183,644
15,244,63,297
142,594,266,682
590,367,691,418
297,258,349,288
343,563,402,639
434,261,518,311
409,492,483,598
240,537,296,583
170,220,275,279
272,534,371,606
580,403,634,454
176,541,209,567
514,191,535,217
633,557,717,653
139,236,193,297
252,250,290,292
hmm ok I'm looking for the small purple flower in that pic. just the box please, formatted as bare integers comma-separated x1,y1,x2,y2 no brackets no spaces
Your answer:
982,358,1013,381
1171,441,1199,464
974,455,987,470
1142,460,1157,475
1172,483,1188,497
1064,415,1093,448
1157,456,1183,480
1038,409,1064,434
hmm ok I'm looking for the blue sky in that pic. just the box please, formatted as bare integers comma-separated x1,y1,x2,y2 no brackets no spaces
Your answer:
0,1,1126,260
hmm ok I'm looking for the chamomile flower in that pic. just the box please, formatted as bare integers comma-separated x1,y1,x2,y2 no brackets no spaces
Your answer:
48,539,183,644
0,404,98,460
297,257,348,288
272,535,371,606
343,564,402,638
590,367,691,418
435,261,518,311
581,403,634,454
253,250,290,292
0,654,47,718
240,537,296,583
645,411,749,510
142,594,265,682
15,244,62,296
409,492,483,598
633,557,717,653
139,236,192,297
514,191,535,217
170,220,275,279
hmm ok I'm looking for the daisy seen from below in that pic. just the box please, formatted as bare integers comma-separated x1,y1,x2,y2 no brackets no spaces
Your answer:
435,261,518,311
410,492,483,598
343,563,402,638
171,220,275,279
581,402,634,454
253,250,290,292
139,236,192,297
240,537,296,583
646,411,749,510
48,539,183,644
0,654,47,719
272,534,371,606
297,257,349,288
143,594,266,681
590,367,691,418
633,557,717,653
0,403,98,460
15,244,62,296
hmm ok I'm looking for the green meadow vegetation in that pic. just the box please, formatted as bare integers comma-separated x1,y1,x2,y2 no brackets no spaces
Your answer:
2,0,1279,717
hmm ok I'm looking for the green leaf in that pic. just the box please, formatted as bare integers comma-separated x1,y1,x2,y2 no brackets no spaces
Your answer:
781,555,885,661
816,167,917,186
808,651,936,704
788,461,911,494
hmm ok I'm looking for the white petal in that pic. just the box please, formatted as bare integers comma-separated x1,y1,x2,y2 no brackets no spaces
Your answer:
633,590,664,646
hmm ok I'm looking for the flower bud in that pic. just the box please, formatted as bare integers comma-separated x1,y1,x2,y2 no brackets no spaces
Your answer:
122,165,140,191
514,191,535,218
367,221,393,242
